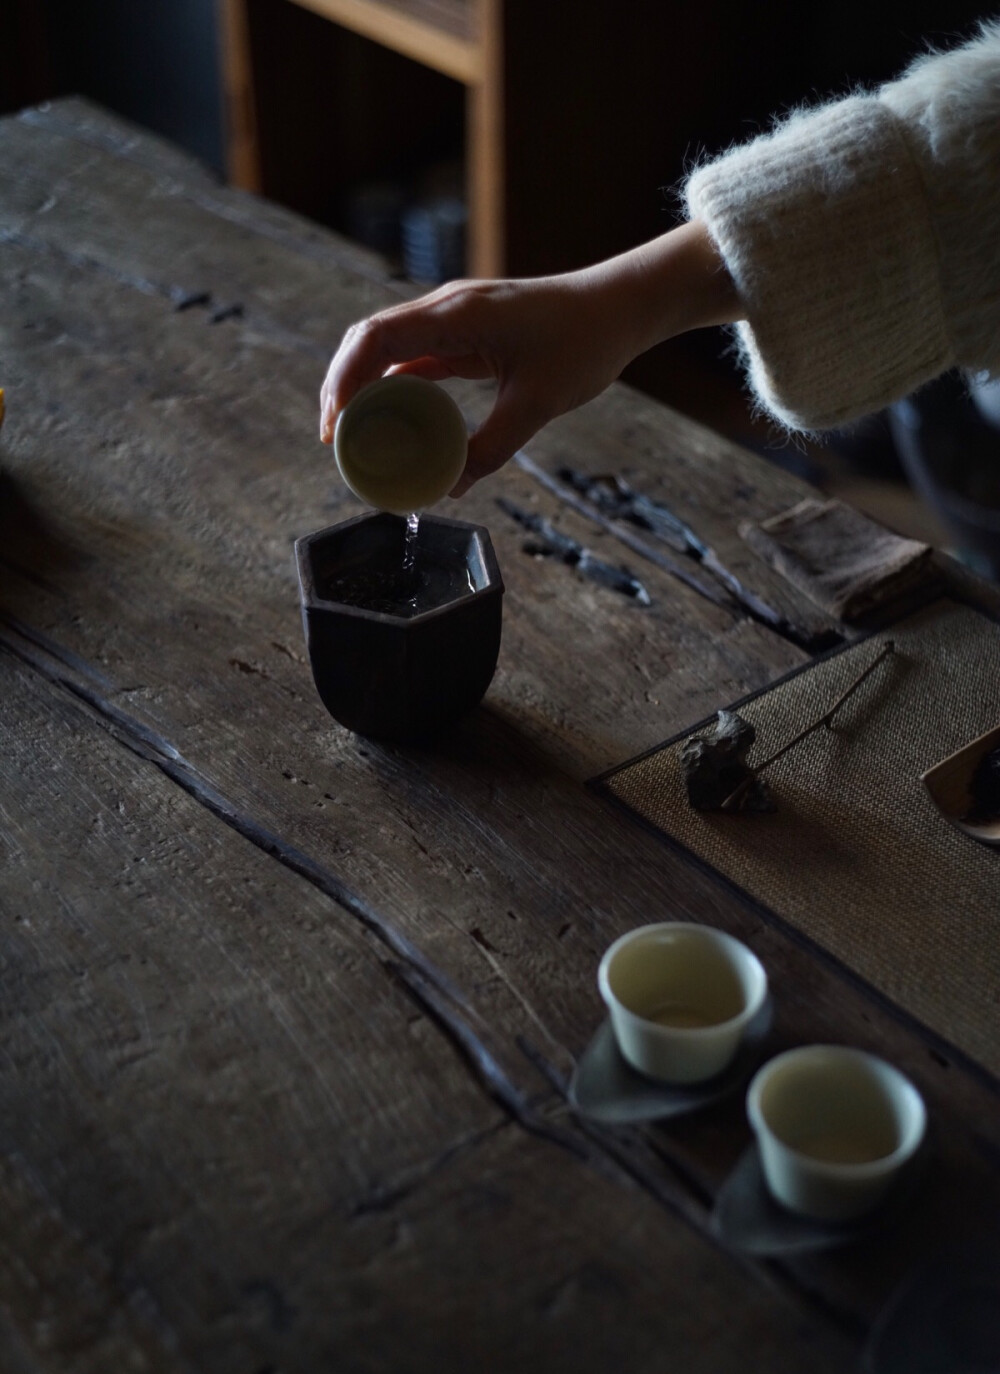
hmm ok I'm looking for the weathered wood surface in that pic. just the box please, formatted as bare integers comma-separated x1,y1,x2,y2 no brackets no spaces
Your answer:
1,100,999,1372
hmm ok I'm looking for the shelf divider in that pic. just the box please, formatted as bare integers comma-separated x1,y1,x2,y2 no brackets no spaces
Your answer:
287,0,483,83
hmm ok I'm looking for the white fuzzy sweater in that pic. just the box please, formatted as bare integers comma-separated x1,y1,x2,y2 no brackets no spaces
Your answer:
684,21,1000,431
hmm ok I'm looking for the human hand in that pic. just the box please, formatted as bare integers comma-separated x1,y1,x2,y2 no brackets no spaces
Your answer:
318,222,740,496
319,274,642,496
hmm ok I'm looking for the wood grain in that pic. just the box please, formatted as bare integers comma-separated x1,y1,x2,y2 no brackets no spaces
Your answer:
0,621,855,1374
3,101,1000,1371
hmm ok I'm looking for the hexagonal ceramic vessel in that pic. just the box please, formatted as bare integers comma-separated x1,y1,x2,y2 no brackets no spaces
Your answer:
295,512,504,742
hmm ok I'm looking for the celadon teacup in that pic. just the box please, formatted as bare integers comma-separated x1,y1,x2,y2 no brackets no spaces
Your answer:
598,922,768,1084
746,1045,927,1223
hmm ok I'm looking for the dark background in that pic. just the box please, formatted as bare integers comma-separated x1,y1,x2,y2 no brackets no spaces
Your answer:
4,1,995,203
2,0,224,172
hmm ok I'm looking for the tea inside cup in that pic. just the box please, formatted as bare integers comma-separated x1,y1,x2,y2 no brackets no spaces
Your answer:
597,923,768,1084
334,374,468,514
747,1045,926,1223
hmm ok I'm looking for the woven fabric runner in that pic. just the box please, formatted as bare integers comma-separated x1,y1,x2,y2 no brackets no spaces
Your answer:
595,600,1000,1078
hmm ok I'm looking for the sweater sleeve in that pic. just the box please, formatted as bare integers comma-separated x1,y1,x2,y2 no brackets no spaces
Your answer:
684,22,1000,431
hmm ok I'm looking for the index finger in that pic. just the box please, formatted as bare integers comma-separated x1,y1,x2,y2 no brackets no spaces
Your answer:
319,297,468,441
319,317,388,442
320,287,480,436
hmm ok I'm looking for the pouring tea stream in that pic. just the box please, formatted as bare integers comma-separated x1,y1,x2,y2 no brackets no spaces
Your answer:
297,372,504,740
332,374,470,609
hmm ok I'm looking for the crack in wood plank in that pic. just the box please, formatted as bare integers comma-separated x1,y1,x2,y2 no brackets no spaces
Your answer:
497,498,652,605
0,567,893,1352
0,616,758,1246
468,930,577,1078
515,451,843,654
387,961,605,1168
0,224,167,299
348,1120,509,1217
512,451,740,612
0,616,620,1191
0,609,115,688
0,620,469,1014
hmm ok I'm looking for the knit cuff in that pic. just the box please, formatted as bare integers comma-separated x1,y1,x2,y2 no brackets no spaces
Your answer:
880,23,1000,377
685,96,953,431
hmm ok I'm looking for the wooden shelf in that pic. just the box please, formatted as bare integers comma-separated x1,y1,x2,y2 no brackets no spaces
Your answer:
220,0,500,271
284,0,482,82
219,0,702,281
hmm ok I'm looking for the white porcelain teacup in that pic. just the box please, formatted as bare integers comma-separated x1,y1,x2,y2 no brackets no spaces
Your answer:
747,1045,927,1223
334,374,468,514
598,922,768,1084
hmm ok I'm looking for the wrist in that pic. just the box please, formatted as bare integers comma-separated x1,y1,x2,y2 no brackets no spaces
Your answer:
585,220,743,361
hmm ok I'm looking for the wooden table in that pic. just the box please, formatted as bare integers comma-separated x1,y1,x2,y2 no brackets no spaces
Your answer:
2,100,999,1373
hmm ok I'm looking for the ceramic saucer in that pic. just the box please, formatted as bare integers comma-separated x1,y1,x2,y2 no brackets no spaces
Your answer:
710,1141,929,1256
568,997,772,1124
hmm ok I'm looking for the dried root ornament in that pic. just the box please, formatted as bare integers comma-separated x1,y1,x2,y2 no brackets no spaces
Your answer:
680,710,776,812
681,641,895,813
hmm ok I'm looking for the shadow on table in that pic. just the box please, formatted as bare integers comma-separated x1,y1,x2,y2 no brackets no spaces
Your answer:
0,470,87,601
372,701,585,797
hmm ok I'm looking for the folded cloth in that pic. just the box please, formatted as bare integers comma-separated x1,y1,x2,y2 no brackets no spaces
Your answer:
739,497,935,621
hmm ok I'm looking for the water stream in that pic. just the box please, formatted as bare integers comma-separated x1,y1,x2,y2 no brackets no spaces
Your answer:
402,511,420,589
321,511,476,617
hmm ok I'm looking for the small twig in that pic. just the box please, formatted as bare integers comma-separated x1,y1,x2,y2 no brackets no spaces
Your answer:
721,641,896,811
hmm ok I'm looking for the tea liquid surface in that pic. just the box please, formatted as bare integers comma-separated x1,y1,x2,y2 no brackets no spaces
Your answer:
321,517,475,618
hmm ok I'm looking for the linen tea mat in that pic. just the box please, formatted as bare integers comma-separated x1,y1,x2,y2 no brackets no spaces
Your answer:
594,600,1000,1078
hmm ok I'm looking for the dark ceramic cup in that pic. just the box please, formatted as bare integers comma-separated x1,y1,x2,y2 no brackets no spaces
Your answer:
295,511,504,742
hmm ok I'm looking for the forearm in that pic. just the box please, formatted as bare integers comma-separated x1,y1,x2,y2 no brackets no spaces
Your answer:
576,220,744,363
319,219,744,490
